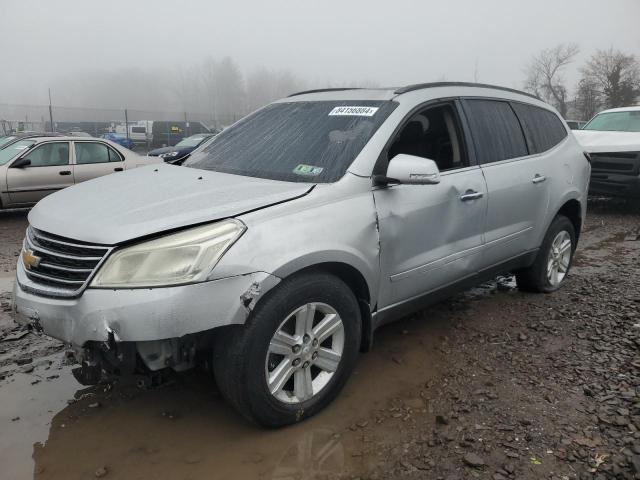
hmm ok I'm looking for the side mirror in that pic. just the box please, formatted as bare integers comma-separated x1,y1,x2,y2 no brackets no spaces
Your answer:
375,154,440,185
11,158,31,169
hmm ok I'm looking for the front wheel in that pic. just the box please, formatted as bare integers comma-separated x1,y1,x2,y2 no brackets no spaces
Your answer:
516,215,576,293
213,272,361,427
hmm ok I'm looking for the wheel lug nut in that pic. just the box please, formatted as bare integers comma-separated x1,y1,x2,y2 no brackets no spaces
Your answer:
292,345,301,354
303,361,310,368
312,339,318,347
312,352,318,360
303,334,310,344
292,358,301,367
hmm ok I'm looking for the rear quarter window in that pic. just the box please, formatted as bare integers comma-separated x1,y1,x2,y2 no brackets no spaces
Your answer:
462,99,528,164
511,103,567,154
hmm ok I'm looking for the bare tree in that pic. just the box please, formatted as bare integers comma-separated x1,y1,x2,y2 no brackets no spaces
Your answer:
573,77,600,121
524,43,579,117
246,68,306,112
198,56,247,127
581,48,640,109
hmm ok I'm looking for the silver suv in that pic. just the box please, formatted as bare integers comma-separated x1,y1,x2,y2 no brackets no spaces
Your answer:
13,83,590,427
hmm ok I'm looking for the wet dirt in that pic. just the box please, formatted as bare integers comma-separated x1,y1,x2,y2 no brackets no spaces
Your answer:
1,199,639,480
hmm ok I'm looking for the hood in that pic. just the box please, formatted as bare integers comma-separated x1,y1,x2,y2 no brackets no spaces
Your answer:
573,130,640,153
29,164,313,244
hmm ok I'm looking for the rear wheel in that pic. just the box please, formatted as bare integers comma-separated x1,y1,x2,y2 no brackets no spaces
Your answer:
213,272,361,427
516,215,576,293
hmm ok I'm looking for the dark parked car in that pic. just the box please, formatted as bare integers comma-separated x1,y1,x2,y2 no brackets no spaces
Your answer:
148,133,215,163
566,120,586,130
149,121,211,148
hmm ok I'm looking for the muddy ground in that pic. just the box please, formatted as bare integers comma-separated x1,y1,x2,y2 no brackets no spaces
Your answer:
1,200,639,480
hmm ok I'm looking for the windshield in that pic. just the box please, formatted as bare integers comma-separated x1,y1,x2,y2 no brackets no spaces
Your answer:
184,101,397,183
583,111,640,132
0,136,17,148
176,136,207,148
0,139,36,166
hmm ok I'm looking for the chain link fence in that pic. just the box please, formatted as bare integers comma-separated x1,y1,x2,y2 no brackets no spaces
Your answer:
0,103,242,148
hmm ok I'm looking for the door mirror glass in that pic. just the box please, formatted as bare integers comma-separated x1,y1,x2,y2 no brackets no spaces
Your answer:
10,158,31,168
382,154,441,185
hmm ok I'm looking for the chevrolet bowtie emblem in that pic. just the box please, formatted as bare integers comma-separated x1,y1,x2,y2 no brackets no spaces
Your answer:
22,249,41,269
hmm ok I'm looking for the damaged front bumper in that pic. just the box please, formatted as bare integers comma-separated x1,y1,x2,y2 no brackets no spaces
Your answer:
13,264,280,373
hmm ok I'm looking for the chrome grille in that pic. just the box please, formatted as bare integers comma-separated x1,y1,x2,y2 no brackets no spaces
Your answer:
21,227,112,298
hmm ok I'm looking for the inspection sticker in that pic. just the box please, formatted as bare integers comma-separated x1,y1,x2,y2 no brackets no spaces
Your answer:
293,164,324,176
328,106,379,117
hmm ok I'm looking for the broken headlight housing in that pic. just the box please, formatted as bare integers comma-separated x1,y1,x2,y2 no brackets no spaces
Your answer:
90,219,246,288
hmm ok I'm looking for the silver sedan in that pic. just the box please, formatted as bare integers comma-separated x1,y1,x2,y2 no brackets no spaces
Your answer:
0,136,161,209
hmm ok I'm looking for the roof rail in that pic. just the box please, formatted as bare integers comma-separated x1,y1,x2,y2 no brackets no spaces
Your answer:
394,82,540,100
288,87,362,97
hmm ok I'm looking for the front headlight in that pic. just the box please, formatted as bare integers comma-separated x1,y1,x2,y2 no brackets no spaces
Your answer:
90,219,245,288
160,151,179,158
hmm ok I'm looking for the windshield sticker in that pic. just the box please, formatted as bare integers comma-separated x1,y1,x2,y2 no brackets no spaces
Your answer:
293,164,324,176
328,106,379,117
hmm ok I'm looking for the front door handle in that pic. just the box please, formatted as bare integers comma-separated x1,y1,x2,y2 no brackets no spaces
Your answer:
114,167,123,172
460,190,484,201
59,170,72,176
532,174,546,184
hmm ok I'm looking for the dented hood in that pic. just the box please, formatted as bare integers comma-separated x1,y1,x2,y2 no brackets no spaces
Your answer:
29,164,313,245
573,130,640,153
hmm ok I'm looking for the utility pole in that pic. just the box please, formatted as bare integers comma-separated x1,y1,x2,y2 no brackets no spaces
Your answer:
124,109,130,142
48,88,55,132
184,111,189,137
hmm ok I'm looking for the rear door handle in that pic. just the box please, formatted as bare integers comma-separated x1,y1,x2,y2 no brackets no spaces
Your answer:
59,170,72,176
532,174,546,184
114,167,123,172
460,190,484,201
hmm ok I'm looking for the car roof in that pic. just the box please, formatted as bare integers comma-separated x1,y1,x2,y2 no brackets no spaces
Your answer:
16,136,113,143
595,106,640,114
285,82,540,102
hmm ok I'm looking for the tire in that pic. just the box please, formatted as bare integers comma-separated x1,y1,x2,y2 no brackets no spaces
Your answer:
213,271,361,427
515,215,576,293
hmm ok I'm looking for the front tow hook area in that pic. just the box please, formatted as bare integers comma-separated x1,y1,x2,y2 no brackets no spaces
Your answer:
71,363,102,386
71,362,167,388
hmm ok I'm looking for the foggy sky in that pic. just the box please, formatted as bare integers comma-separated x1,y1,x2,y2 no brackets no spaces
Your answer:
2,0,639,106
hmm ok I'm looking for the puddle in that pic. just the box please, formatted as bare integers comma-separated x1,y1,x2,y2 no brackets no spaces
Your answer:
0,353,74,480
0,306,459,480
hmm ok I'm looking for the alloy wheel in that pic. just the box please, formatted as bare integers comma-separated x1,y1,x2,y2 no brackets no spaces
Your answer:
547,230,572,286
265,302,345,404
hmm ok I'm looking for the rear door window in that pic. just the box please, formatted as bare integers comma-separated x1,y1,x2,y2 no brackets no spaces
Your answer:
511,103,567,153
462,99,528,164
75,142,111,164
108,146,122,162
